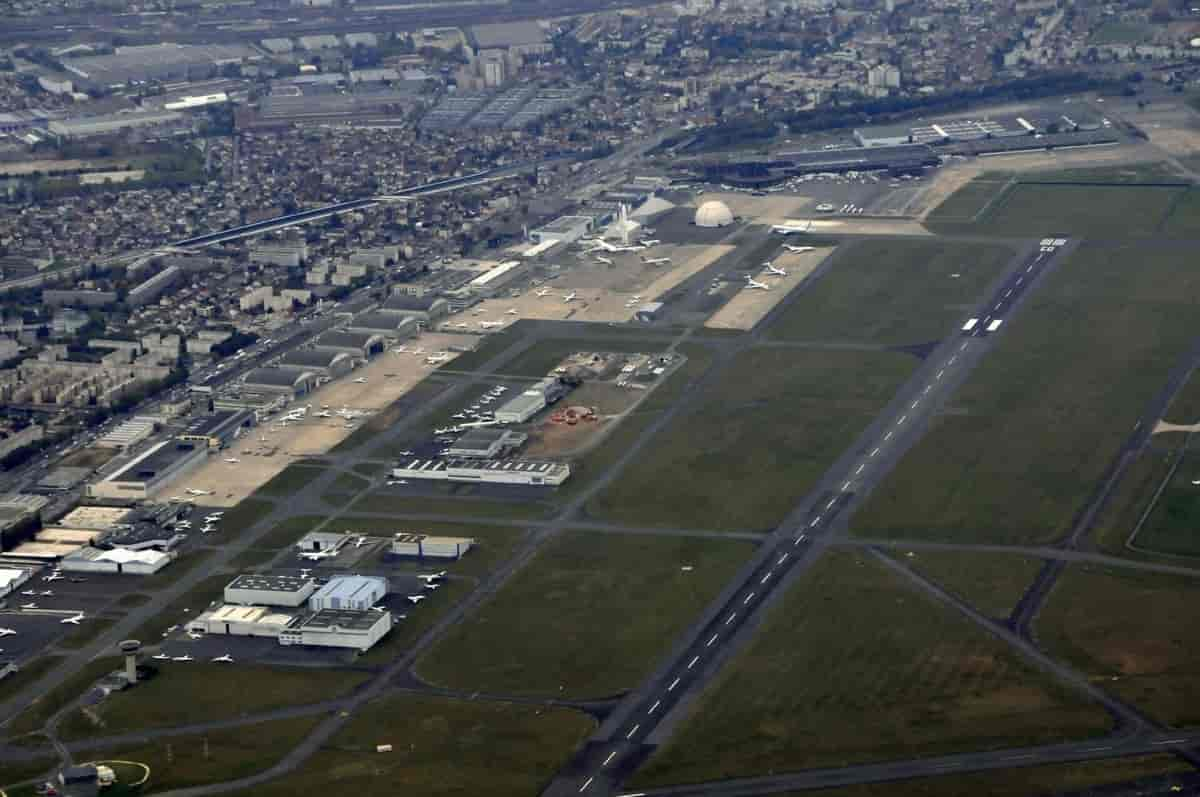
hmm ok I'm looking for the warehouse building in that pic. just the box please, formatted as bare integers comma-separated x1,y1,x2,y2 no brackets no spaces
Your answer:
314,330,385,359
295,530,350,555
446,428,526,459
530,215,593,245
378,294,449,323
46,110,191,142
279,608,391,651
391,457,570,486
346,312,419,340
96,416,157,449
391,533,475,560
465,260,528,299
88,439,207,500
276,349,354,379
59,546,174,575
225,573,316,607
241,367,319,399
308,575,388,612
187,604,296,638
178,409,255,449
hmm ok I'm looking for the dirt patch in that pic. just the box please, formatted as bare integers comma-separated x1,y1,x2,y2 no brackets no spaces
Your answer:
526,415,610,458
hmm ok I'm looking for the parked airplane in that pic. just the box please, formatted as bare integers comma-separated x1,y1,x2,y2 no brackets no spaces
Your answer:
764,263,787,277
354,536,368,548
212,654,234,663
299,550,336,561
386,480,408,486
61,613,84,625
422,582,441,591
172,655,195,662
39,590,53,596
563,291,578,302
19,603,37,610
479,321,504,329
535,288,552,297
641,257,671,265
354,377,368,384
0,629,16,638
185,489,213,496
418,572,446,583
224,457,240,464
42,572,62,583
594,256,614,265
641,239,661,246
20,590,36,596
406,595,426,604
506,309,519,315
783,245,815,254
744,276,771,290
152,653,170,661
772,221,813,235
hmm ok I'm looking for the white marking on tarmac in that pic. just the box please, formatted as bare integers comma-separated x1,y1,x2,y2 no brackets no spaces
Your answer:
949,356,956,364
778,553,789,564
760,573,771,585
604,752,617,766
898,415,908,424
1153,739,1187,745
826,499,837,509
922,386,931,394
668,677,680,691
743,593,755,604
649,700,661,714
842,481,852,491
726,613,737,625
910,400,919,409
870,447,879,457
1083,747,1112,752
960,342,968,351
707,633,719,646
884,431,893,440
1004,290,1012,298
855,464,864,475
687,656,700,670
626,724,640,739
936,370,944,379
1003,754,1035,761
580,777,594,792
810,517,821,527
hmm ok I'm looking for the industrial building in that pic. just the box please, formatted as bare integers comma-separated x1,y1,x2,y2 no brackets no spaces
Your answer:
379,294,450,323
224,573,316,607
178,409,255,449
308,575,388,612
96,416,158,449
276,349,354,379
493,378,570,424
391,457,570,486
59,546,174,575
62,43,257,87
530,215,593,245
446,428,526,459
0,566,33,598
314,330,385,359
391,533,475,560
241,367,319,399
464,260,528,298
127,266,182,307
87,439,207,500
278,608,391,651
46,111,191,142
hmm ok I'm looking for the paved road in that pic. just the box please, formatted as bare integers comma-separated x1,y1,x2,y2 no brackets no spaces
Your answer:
541,238,1080,796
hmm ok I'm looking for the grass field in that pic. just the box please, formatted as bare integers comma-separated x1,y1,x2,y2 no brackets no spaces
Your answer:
321,471,371,504
1129,450,1200,557
417,532,755,699
0,656,64,707
5,657,123,738
1038,564,1200,727
357,576,474,666
1161,187,1200,239
1091,448,1176,557
853,242,1200,545
590,347,917,531
903,550,1045,619
211,497,274,537
763,240,1014,344
1164,367,1200,424
972,183,1182,238
254,465,326,498
351,492,555,521
57,616,118,650
500,338,666,379
0,757,56,790
76,715,325,793
632,551,1110,787
795,754,1191,797
924,178,1011,222
224,695,594,797
59,664,369,742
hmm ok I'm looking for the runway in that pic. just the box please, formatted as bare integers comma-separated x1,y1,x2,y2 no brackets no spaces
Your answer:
542,238,1076,797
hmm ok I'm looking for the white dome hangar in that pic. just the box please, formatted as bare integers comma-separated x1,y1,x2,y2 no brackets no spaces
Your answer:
694,200,734,228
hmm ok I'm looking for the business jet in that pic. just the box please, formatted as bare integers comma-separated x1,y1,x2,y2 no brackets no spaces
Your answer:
506,309,519,315
641,239,661,246
417,572,446,584
152,653,170,661
535,288,552,297
39,590,53,596
0,628,16,638
224,457,240,464
783,245,815,254
354,536,368,548
21,590,37,596
479,321,504,329
187,630,204,640
641,257,671,265
422,581,441,591
61,613,84,625
212,654,234,663
772,221,813,235
201,525,216,534
172,655,194,662
744,276,771,290
406,595,427,604
316,410,332,418
393,346,408,354
594,256,614,265
299,550,335,561
19,603,37,610
563,291,578,303
186,488,213,496
764,263,787,277
354,377,368,384
386,480,408,486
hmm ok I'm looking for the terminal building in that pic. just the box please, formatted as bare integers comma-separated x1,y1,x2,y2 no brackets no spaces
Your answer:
178,409,255,449
391,457,570,486
88,439,207,500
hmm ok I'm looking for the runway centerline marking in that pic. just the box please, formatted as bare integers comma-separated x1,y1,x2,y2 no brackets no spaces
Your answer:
778,553,789,564
707,633,719,646
626,724,640,739
743,593,755,604
898,415,908,425
760,573,771,584
1153,739,1187,745
668,677,680,691
936,370,944,380
842,481,852,491
870,447,879,457
580,777,594,792
604,752,617,766
726,612,737,625
855,464,865,475
649,700,661,713
687,656,700,670
884,431,893,440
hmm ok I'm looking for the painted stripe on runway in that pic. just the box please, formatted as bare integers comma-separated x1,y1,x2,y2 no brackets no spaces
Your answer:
778,553,789,564
649,700,661,714
870,447,879,457
1083,746,1112,752
1004,754,1035,761
826,498,837,509
1153,739,1187,745
707,633,719,646
898,415,908,424
811,517,821,527
687,656,700,669
726,612,737,625
760,573,771,584
580,777,594,791
936,370,944,379
668,677,680,691
627,724,640,739
855,464,864,474
604,752,617,766
884,431,893,440
842,481,852,490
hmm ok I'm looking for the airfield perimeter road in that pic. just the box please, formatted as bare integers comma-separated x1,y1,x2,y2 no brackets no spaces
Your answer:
541,238,1102,795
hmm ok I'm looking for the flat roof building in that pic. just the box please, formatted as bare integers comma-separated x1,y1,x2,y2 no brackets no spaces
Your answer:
391,533,474,560
187,604,297,638
47,110,190,142
494,390,546,424
279,608,391,651
296,530,349,554
445,428,526,459
531,215,592,245
88,439,207,500
225,573,317,607
97,416,157,449
392,457,570,486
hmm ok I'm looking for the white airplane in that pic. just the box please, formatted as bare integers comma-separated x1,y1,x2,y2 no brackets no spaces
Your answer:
206,512,225,520
20,590,36,596
783,245,815,254
535,288,552,298
479,321,504,329
186,488,213,496
641,239,661,246
354,536,368,548
386,480,408,486
0,629,16,638
354,377,368,384
172,655,194,662
418,572,446,583
212,654,234,663
61,613,84,625
406,595,426,604
642,257,671,265
393,346,408,354
772,221,813,235
316,410,332,418
764,263,787,277
422,582,441,591
224,457,240,464
506,309,519,315
187,631,203,640
563,291,578,302
152,653,170,661
44,572,63,584
201,525,216,534
745,275,771,290
39,590,53,596
19,603,37,610
299,550,336,561
594,256,614,265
